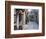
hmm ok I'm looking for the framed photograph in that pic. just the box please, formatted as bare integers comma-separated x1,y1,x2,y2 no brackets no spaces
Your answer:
5,1,45,38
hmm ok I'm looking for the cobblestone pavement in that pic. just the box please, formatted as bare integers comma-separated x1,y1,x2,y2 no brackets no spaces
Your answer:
23,21,39,30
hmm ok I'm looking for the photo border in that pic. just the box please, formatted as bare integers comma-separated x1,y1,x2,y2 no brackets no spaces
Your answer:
11,5,42,34
5,1,45,38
